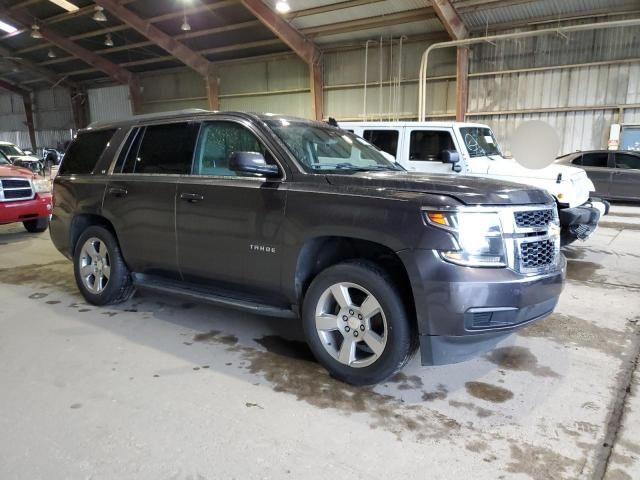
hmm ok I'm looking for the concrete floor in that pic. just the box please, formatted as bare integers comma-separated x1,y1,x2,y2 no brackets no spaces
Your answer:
0,205,639,480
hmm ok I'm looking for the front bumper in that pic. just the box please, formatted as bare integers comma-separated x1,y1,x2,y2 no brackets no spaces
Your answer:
0,193,52,225
559,198,608,245
398,249,566,366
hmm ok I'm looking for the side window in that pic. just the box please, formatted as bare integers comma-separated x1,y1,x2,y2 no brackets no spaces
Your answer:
193,121,272,176
581,153,609,168
363,130,399,157
123,123,197,175
615,154,640,170
59,129,117,175
409,130,456,162
571,156,583,166
114,128,142,173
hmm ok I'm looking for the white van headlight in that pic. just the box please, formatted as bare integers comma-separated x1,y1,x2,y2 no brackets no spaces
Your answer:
425,210,507,267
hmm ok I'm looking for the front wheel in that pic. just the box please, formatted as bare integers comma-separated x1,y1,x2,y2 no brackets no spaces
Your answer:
73,226,134,306
23,218,48,233
302,260,414,385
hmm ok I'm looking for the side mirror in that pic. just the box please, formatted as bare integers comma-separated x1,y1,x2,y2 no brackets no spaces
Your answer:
229,151,280,178
441,150,460,164
23,150,33,156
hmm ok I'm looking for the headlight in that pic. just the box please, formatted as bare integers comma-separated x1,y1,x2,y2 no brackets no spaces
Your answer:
32,178,52,194
425,210,507,267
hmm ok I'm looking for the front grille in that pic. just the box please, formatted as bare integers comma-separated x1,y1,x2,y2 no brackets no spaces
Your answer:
1,179,30,189
0,177,34,202
514,209,554,228
520,239,556,270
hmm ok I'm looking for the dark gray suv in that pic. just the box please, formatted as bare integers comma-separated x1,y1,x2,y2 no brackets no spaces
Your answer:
50,110,566,385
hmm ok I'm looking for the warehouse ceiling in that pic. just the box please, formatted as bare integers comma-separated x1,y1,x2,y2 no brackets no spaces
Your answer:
0,0,638,91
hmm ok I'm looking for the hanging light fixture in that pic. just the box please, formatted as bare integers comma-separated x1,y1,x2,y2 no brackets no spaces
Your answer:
104,33,114,47
181,15,191,31
47,48,56,58
275,0,291,14
30,24,43,39
93,6,107,22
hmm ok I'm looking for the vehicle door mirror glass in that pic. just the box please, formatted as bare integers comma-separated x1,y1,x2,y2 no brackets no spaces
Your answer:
229,151,280,177
441,149,460,164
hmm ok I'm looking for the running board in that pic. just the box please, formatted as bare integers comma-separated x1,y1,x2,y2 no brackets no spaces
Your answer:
132,274,297,319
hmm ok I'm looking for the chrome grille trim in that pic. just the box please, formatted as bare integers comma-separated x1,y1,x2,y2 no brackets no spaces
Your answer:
0,177,35,202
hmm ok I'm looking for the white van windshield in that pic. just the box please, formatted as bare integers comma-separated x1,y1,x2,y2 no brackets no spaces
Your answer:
460,127,502,158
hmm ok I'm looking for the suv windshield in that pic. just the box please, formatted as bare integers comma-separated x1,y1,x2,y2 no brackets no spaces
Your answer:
460,127,502,158
0,152,9,165
0,144,25,157
267,120,401,174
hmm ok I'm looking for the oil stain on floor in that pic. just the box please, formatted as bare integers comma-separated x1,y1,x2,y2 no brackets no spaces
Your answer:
486,346,560,378
465,382,514,403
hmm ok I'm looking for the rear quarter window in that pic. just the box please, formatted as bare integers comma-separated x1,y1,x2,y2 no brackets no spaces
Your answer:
59,129,117,175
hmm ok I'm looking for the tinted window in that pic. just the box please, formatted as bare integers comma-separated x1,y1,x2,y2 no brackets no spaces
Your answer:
570,156,582,166
114,128,142,173
410,130,457,162
582,153,609,168
193,121,271,176
59,129,117,175
363,130,399,157
615,153,640,170
125,123,197,175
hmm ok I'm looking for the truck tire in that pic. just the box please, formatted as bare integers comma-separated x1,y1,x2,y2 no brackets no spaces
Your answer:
23,218,49,233
73,226,134,306
302,260,414,385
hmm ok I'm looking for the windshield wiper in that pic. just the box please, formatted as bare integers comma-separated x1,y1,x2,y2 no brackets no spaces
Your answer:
311,163,398,172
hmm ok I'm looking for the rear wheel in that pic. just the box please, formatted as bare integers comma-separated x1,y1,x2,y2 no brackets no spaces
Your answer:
302,260,414,385
73,226,134,305
23,218,48,233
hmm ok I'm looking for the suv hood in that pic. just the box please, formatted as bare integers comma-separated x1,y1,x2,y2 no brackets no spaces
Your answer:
325,171,552,205
7,154,40,163
0,163,34,177
483,156,586,181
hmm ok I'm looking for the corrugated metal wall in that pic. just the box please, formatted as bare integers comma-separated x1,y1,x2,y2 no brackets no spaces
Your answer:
88,85,132,123
2,22,638,154
0,87,74,151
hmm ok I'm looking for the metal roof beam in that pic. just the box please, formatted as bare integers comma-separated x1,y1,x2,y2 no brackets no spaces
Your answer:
0,43,76,88
93,0,214,78
432,0,469,40
0,5,132,85
240,0,320,65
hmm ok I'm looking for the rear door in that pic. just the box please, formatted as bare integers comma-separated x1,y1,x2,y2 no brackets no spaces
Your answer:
175,119,287,300
102,121,199,278
612,152,640,201
579,152,613,197
401,127,459,174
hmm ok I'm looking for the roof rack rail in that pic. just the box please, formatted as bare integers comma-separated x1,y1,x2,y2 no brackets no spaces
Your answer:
87,108,212,128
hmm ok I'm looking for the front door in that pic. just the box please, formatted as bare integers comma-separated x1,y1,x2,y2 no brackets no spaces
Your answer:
102,122,199,277
612,153,640,201
401,127,459,174
176,120,287,301
580,152,613,198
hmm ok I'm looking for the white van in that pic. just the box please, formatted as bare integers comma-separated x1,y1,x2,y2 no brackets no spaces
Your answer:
340,121,608,246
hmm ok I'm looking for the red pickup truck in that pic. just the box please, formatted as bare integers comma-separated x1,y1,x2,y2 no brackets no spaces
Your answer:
0,154,52,232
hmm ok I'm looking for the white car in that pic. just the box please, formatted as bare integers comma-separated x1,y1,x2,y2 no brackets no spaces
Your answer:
340,121,608,246
0,141,43,174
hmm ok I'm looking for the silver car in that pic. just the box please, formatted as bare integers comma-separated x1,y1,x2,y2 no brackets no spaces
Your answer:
556,150,640,202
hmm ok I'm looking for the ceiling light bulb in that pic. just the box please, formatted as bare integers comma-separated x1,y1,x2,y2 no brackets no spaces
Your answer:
47,49,56,58
181,15,191,31
93,6,107,22
30,24,42,39
275,0,291,14
104,33,114,47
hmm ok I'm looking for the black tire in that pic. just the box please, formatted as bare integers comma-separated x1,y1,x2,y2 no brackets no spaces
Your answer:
73,225,134,306
302,260,415,385
23,218,49,233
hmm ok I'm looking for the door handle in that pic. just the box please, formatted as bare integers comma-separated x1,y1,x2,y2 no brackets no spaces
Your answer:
180,192,204,203
108,187,128,197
